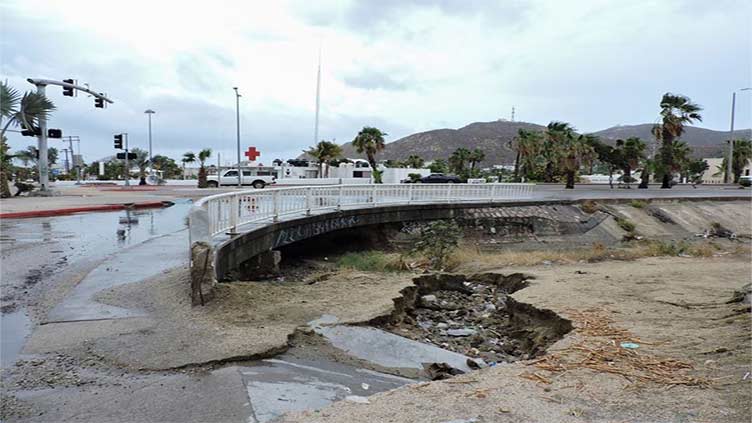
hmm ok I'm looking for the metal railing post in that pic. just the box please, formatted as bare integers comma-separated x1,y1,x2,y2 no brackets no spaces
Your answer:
306,187,312,216
272,191,280,222
337,185,343,210
372,184,377,207
446,184,452,203
408,183,413,204
229,195,239,234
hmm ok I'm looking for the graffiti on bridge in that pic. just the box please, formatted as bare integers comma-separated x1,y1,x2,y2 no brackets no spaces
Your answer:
274,215,360,247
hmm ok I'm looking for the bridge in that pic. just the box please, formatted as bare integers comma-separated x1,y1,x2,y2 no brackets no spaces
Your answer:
188,183,534,286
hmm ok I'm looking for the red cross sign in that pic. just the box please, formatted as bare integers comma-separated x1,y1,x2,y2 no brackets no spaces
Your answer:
244,146,261,161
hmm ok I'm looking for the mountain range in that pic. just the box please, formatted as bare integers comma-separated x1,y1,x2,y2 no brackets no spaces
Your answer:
323,121,751,165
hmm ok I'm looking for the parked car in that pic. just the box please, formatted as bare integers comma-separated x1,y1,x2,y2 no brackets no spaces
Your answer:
739,175,752,187
206,169,276,188
416,173,462,183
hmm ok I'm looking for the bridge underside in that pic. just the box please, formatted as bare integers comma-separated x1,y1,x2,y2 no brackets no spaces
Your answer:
214,200,603,281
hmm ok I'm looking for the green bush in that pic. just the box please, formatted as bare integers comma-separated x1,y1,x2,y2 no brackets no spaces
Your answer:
615,217,636,233
337,251,403,272
630,200,647,209
412,220,462,270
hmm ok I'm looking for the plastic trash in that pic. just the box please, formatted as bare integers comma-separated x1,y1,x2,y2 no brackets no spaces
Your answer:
620,342,639,349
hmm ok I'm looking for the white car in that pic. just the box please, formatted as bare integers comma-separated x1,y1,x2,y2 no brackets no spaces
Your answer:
206,169,276,189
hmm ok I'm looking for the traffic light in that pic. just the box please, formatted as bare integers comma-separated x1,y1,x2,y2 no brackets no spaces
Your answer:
62,79,75,97
20,124,41,137
95,93,104,108
114,134,123,149
116,152,137,160
47,129,62,138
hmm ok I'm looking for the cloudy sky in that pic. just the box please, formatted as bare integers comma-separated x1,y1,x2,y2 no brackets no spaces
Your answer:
2,0,750,165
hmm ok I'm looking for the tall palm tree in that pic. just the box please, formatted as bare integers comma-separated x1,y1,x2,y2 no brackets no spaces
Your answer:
182,152,196,180
514,129,544,181
197,148,212,188
544,121,575,183
305,140,342,178
619,137,646,185
352,127,387,183
549,122,594,189
404,155,424,169
468,148,485,173
729,139,752,183
653,93,702,188
0,82,55,196
449,148,472,178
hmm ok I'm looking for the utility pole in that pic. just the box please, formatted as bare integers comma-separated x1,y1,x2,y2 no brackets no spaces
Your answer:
314,47,321,145
233,87,242,187
726,88,752,184
62,148,70,174
145,109,155,176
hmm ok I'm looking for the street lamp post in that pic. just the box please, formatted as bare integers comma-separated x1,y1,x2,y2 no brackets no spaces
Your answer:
233,87,242,187
144,109,155,176
727,88,752,184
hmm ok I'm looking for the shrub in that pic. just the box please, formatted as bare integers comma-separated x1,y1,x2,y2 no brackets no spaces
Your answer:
630,200,647,209
615,217,636,233
412,220,462,270
407,173,422,183
337,251,404,272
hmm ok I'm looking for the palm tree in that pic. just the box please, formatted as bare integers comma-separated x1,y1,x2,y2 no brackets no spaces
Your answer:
544,121,575,183
619,137,646,186
182,152,196,180
449,148,472,179
352,127,387,183
515,129,544,181
549,122,594,189
0,82,55,195
653,93,703,188
729,139,752,183
305,140,342,178
197,148,212,188
404,155,424,169
468,148,485,173
0,137,15,198
130,148,149,185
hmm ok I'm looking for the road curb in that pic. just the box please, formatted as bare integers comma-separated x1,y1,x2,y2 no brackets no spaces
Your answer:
0,201,174,219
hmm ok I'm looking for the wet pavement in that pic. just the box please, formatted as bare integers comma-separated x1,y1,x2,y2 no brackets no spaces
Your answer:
0,200,193,369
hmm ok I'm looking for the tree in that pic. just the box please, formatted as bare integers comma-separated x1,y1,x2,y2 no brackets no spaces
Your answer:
151,155,181,179
15,146,58,179
305,140,342,178
428,159,448,174
618,137,646,186
352,127,387,183
448,148,472,179
182,152,196,180
515,129,544,181
0,82,55,193
687,159,709,185
653,93,703,188
553,130,595,189
729,139,752,183
411,220,462,271
468,148,485,176
131,148,149,185
404,155,424,169
197,148,212,188
0,137,14,198
544,121,575,183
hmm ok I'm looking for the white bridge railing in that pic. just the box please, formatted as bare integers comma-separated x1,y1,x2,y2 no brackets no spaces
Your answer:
192,183,535,238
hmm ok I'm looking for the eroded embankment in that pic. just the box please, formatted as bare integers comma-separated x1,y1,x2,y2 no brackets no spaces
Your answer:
370,272,573,373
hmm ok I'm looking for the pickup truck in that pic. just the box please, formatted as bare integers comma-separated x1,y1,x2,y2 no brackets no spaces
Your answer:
206,169,276,189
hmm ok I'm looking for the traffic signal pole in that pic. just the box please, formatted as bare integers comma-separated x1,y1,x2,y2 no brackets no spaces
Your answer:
124,133,130,187
36,84,50,191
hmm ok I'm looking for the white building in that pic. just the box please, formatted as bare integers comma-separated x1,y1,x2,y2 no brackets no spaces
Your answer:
701,157,751,184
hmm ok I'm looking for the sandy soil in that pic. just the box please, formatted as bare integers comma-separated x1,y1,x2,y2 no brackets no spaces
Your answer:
279,255,752,423
23,267,415,370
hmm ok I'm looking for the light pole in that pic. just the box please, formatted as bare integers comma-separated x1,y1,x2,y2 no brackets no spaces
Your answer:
233,87,242,187
726,88,752,183
144,109,155,176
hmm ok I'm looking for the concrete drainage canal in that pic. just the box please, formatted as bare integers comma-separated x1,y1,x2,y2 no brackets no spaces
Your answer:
239,272,572,422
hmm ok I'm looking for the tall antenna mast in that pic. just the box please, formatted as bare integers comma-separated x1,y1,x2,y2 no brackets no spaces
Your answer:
314,46,322,145
511,106,515,122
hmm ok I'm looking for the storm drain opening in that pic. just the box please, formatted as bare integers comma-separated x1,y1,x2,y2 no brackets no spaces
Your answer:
375,272,573,378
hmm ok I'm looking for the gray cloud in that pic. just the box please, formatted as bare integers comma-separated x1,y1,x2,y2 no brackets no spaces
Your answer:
341,68,412,91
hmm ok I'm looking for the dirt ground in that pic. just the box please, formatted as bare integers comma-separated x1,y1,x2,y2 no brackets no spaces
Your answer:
279,255,752,423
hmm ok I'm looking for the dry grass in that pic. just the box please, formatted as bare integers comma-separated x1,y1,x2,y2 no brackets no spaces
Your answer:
524,309,709,387
450,241,750,272
580,200,599,214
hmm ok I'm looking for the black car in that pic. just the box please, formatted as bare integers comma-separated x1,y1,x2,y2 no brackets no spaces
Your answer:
417,173,462,183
